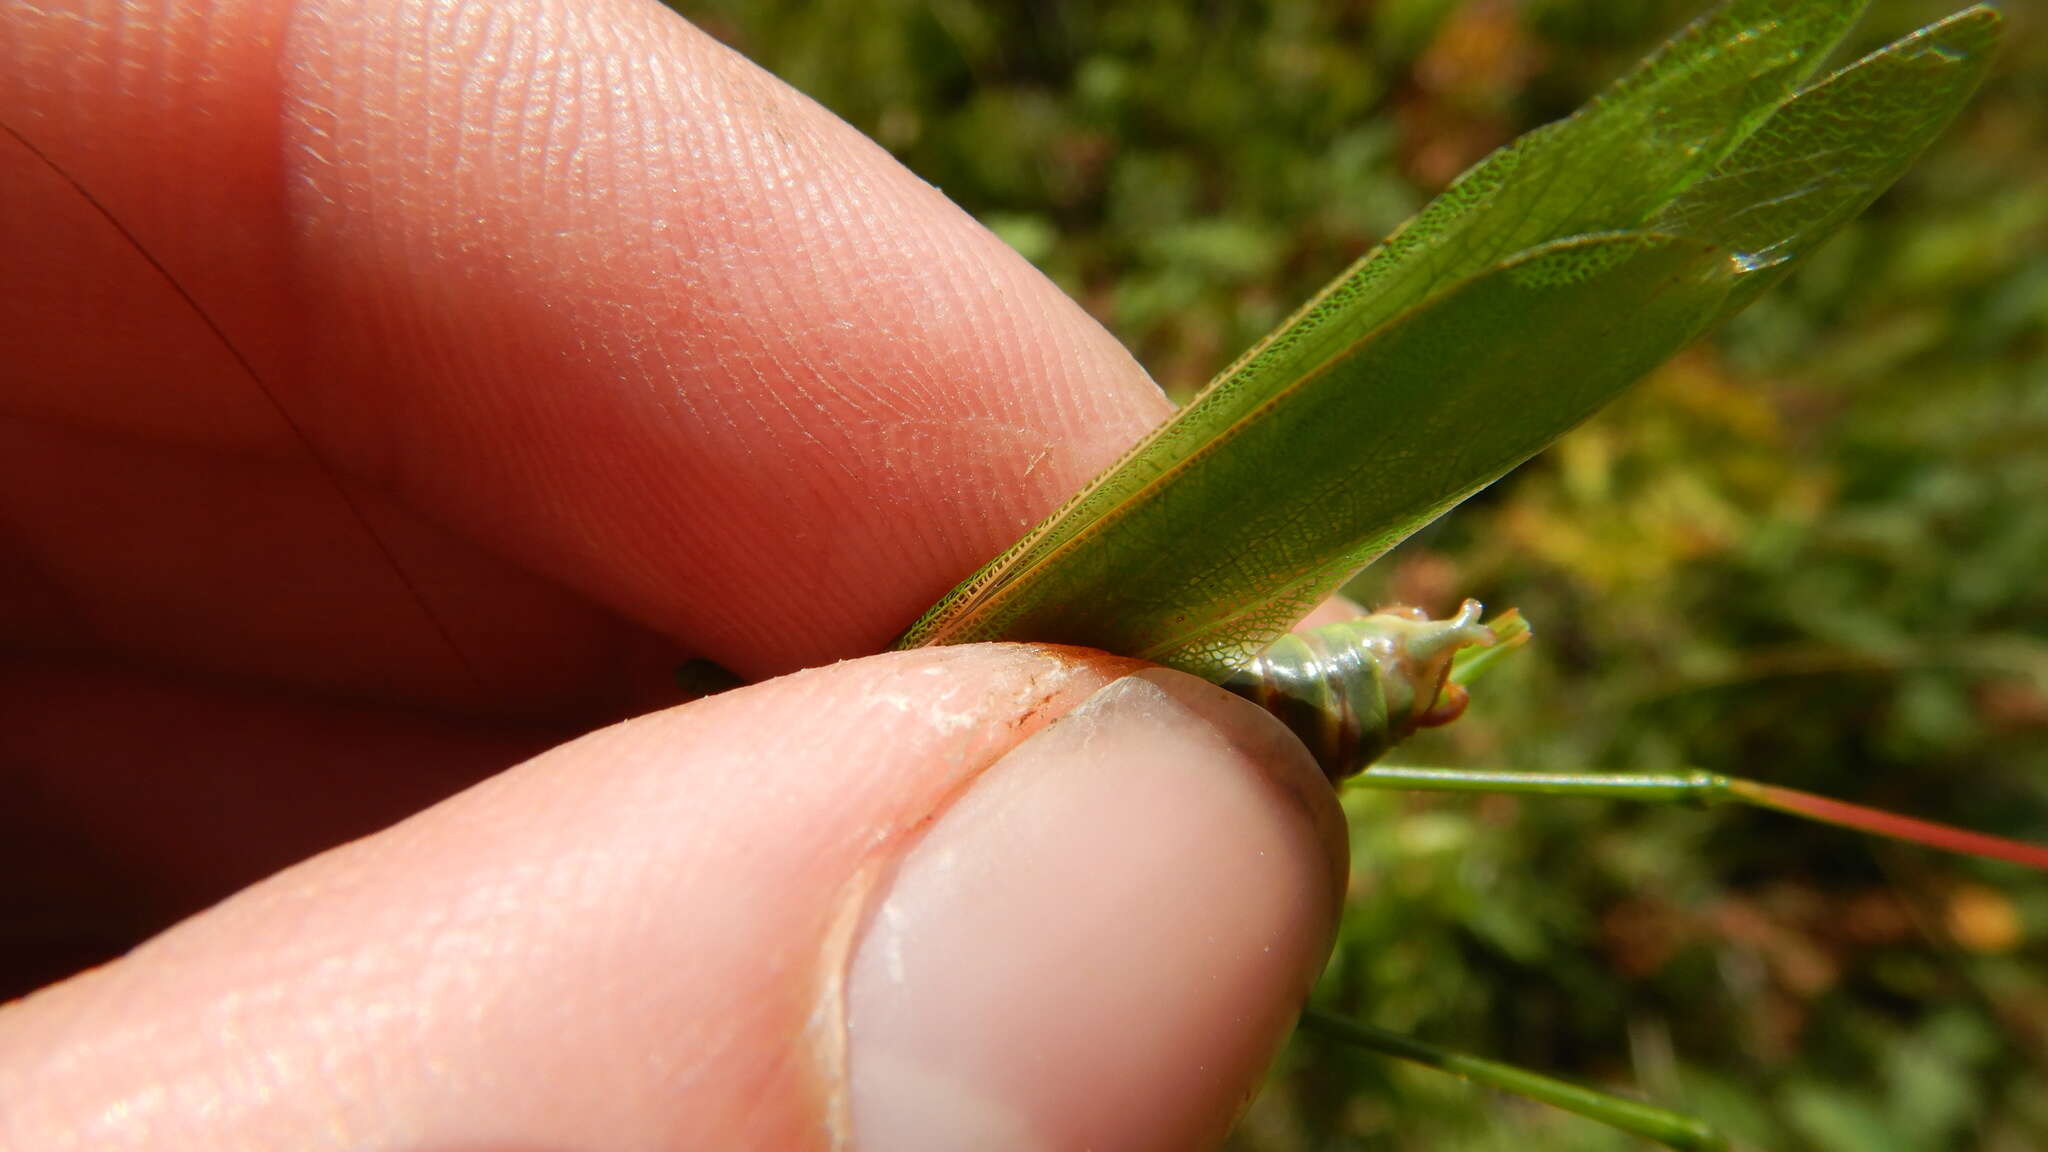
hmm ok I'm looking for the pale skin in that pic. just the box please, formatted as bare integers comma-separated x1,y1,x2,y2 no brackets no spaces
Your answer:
0,0,1347,1148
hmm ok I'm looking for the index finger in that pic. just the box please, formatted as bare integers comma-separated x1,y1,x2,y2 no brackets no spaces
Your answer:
2,0,1171,678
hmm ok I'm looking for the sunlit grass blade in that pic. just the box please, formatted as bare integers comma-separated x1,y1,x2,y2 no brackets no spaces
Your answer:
1348,767,2048,871
1298,1011,1729,1152
1654,5,2003,319
903,234,1736,678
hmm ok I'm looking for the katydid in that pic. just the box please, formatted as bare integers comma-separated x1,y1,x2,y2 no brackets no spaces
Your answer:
7,0,2038,1145
888,1,2041,1145
903,1,2037,873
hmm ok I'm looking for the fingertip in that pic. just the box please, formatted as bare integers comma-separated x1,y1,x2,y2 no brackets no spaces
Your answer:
5,0,1174,686
845,668,1346,1151
277,0,1173,669
1295,594,1370,631
0,646,1146,1149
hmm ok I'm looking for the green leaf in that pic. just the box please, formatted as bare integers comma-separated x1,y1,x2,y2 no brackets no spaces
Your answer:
903,233,1735,678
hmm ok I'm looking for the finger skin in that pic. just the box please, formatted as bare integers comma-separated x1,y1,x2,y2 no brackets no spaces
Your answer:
1,11,1347,1147
1295,595,1368,631
1,0,1174,981
0,647,1346,1151
0,0,1172,708
844,668,1346,1150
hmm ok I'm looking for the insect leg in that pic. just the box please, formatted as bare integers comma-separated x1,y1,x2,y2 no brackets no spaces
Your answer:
1298,1010,1728,1151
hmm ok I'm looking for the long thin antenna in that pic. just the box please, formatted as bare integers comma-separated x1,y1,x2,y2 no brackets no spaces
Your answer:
3,119,483,690
1350,766,2048,870
1727,778,2048,871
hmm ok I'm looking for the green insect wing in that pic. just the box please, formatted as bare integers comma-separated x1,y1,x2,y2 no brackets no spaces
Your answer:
899,232,1735,680
896,2,2000,687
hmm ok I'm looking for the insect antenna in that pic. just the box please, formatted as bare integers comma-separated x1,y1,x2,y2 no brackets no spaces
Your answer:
3,118,483,693
1304,604,2048,871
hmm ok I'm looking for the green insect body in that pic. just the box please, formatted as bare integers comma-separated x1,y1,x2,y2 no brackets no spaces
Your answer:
1221,600,1499,780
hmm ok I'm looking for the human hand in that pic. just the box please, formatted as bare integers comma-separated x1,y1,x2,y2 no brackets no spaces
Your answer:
0,0,1345,1147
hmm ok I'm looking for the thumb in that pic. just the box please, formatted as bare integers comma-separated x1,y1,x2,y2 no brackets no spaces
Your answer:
0,644,1346,1151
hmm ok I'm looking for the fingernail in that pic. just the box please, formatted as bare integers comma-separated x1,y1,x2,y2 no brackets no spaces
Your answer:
845,669,1347,1151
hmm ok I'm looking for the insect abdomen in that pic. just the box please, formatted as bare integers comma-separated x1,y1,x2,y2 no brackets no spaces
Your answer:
1222,600,1500,780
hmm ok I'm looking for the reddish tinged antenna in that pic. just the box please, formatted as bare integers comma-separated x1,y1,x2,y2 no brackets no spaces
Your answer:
1728,779,2048,871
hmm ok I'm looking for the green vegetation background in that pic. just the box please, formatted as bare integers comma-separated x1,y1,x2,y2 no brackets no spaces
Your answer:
677,2,2048,1148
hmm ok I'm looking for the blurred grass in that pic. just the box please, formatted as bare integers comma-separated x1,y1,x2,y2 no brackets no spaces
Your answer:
678,1,2048,1147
